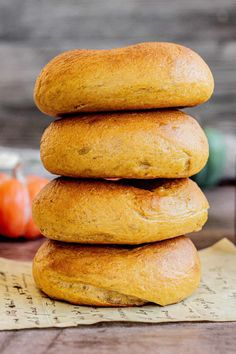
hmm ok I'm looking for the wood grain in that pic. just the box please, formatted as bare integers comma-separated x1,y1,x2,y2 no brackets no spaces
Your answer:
0,323,236,354
0,0,236,148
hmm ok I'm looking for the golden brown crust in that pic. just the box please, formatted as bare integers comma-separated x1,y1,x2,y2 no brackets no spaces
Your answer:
32,178,209,244
34,42,214,116
33,236,201,306
40,110,209,179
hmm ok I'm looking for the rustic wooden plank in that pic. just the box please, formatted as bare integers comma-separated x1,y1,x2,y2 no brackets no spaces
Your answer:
0,323,236,354
0,329,63,354
1,0,235,42
0,332,15,354
0,0,236,147
44,323,236,354
0,238,43,261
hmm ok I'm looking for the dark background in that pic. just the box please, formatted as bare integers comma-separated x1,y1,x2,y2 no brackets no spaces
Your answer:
0,0,235,148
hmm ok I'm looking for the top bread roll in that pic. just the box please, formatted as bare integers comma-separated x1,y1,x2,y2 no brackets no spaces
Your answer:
34,42,214,116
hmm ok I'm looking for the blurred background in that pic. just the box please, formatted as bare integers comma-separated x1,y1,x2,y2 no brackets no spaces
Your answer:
0,0,235,250
0,0,235,148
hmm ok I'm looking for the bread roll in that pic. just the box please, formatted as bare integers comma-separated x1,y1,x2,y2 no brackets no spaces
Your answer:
34,42,214,116
32,178,208,244
40,110,209,179
33,236,200,306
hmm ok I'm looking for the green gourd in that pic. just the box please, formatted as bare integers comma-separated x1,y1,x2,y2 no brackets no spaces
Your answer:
193,128,226,188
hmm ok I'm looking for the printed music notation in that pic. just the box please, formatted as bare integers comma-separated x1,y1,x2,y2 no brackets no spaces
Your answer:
0,238,235,330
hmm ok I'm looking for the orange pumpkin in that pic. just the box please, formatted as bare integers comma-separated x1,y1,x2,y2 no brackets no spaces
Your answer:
0,166,48,239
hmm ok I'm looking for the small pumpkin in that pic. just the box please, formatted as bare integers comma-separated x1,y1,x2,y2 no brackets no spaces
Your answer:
0,164,48,239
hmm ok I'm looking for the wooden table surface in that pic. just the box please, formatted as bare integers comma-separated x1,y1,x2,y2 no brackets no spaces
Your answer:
0,185,235,354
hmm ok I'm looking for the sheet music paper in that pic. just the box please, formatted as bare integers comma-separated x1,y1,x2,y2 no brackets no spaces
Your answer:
0,238,235,330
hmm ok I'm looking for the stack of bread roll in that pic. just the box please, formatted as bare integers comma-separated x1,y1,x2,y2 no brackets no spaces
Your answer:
32,42,214,307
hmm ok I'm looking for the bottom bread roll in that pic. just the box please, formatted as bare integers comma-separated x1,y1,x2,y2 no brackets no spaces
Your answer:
33,236,200,306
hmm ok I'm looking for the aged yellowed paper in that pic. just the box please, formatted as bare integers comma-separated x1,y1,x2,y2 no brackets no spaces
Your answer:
0,238,235,330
